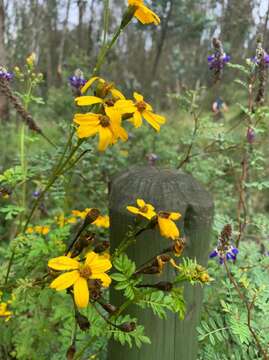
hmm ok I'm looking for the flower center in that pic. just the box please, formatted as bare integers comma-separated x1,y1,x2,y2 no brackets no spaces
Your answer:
99,115,110,127
158,211,170,219
79,265,92,279
136,101,147,112
140,205,149,213
105,99,115,107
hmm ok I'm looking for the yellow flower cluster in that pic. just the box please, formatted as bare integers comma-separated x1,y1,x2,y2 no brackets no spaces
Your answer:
26,225,50,235
26,52,36,67
73,77,166,151
48,252,112,308
127,199,181,240
55,214,77,228
72,208,110,228
0,292,14,321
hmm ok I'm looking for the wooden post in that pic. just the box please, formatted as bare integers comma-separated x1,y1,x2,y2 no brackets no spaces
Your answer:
108,166,214,360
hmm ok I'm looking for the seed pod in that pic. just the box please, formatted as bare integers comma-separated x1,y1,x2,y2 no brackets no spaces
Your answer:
94,240,110,254
75,311,90,331
140,266,160,274
71,233,95,258
66,345,76,360
84,208,100,226
99,302,117,314
119,322,136,333
155,281,173,292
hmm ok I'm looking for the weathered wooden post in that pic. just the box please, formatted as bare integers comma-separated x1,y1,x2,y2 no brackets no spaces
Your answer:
108,166,214,360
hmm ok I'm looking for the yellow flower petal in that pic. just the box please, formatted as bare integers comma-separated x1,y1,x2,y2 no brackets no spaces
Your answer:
170,212,181,221
127,206,140,214
134,5,160,25
115,100,136,114
105,106,121,123
110,88,125,100
48,256,79,270
152,113,166,124
75,96,103,106
98,127,113,151
91,273,111,288
137,199,145,207
50,270,80,291
158,218,179,240
116,126,128,142
74,277,89,308
133,92,144,102
73,113,100,125
85,252,99,266
77,125,99,138
132,111,143,128
90,257,112,273
81,76,100,94
143,111,161,131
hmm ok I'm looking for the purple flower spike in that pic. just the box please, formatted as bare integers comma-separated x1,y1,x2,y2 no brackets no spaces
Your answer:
69,75,86,89
247,127,255,144
209,249,218,258
69,69,87,90
209,225,239,265
0,67,13,81
207,53,230,70
231,247,239,255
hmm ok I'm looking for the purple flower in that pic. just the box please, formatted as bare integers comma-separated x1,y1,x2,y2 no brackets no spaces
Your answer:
208,53,230,70
146,153,158,166
209,224,238,264
247,127,255,144
33,190,41,198
209,245,239,264
0,67,13,81
69,75,86,89
251,53,269,66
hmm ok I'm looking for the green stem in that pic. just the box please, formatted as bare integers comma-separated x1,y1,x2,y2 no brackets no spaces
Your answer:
92,26,123,77
4,137,84,285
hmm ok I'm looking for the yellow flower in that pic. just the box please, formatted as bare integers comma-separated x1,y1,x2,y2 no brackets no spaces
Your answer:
80,76,125,99
0,302,12,321
72,209,110,228
48,252,112,308
26,52,36,67
73,106,128,151
115,92,165,131
127,199,156,220
93,215,110,228
26,225,50,235
26,227,34,234
157,211,181,240
128,0,160,25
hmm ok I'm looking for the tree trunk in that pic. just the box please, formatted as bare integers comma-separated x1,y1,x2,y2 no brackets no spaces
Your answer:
77,0,86,50
151,0,173,79
57,0,71,82
0,0,8,121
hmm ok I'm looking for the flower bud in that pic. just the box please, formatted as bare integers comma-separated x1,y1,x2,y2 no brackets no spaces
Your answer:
99,302,117,314
119,321,136,333
66,345,76,360
75,311,91,331
84,208,100,225
94,240,110,253
155,281,173,292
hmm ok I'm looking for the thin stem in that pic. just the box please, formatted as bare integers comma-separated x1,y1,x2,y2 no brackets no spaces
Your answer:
224,260,268,359
4,137,84,284
92,26,122,76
